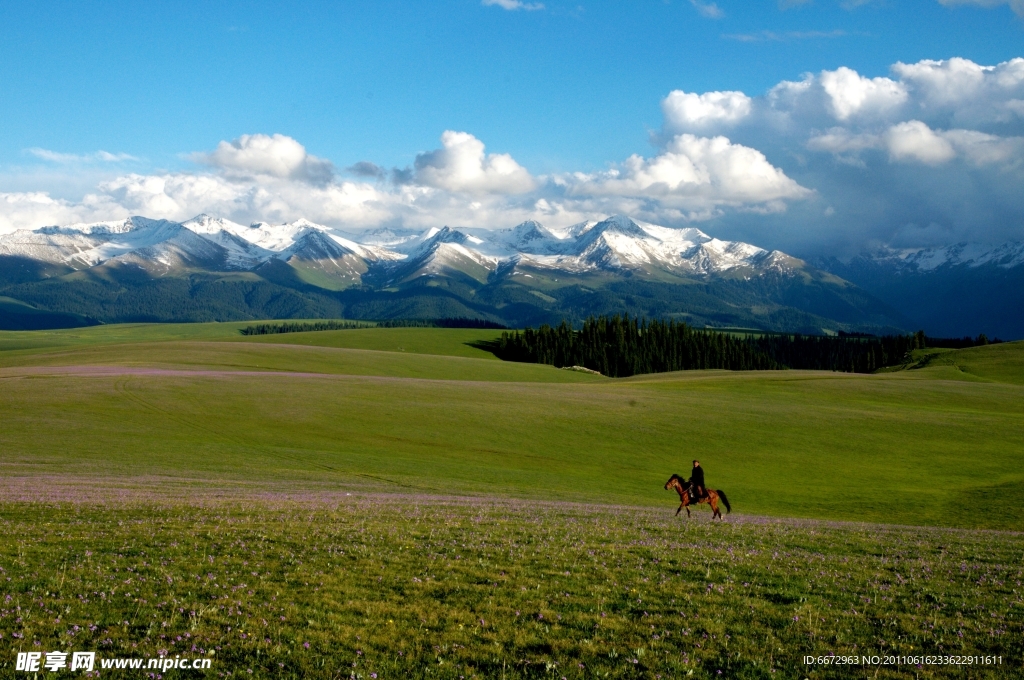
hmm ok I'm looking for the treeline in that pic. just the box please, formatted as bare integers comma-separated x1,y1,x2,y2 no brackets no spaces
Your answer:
376,317,507,329
493,316,932,377
924,334,1002,349
239,320,373,335
239,317,507,336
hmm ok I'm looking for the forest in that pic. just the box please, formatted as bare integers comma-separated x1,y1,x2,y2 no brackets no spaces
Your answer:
491,316,983,377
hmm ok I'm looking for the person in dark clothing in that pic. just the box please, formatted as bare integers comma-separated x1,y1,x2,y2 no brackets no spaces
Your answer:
689,460,706,501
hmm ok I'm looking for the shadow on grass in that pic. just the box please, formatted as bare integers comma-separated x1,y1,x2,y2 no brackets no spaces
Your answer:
466,338,505,359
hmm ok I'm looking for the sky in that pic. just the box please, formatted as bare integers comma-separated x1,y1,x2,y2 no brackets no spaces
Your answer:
1,0,1022,257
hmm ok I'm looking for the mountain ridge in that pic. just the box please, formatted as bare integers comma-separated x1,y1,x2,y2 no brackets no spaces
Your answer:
0,214,911,334
814,242,1024,340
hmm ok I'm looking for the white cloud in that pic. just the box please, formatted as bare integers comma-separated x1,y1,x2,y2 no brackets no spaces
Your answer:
89,171,398,229
892,57,1024,127
27,148,138,164
806,127,882,154
194,133,334,184
0,126,814,237
892,57,990,105
481,0,544,10
0,191,123,233
662,90,752,132
566,134,810,208
690,0,724,18
412,131,536,195
650,56,1024,252
943,128,1024,166
750,58,1024,133
808,121,1024,168
936,0,1024,17
884,121,957,165
819,67,908,121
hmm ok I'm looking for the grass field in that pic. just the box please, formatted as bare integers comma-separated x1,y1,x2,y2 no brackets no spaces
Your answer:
1,323,1022,677
0,323,1021,527
1,498,1020,679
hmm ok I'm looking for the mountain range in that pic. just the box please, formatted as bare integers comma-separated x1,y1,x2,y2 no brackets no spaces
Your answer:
0,213,934,334
814,242,1024,341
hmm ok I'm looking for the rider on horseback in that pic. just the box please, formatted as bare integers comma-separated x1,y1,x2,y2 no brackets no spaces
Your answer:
688,460,706,501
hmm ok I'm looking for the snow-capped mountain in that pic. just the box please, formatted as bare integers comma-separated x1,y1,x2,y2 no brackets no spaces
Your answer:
0,214,802,282
836,242,1024,274
0,213,909,334
814,242,1024,340
362,214,801,282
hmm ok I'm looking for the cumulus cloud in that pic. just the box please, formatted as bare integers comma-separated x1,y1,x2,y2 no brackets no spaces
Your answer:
0,124,814,237
651,56,1024,254
892,57,1024,128
481,0,544,10
819,67,908,121
567,134,810,209
806,127,881,155
0,191,124,233
662,90,752,133
884,120,957,164
752,58,1024,133
194,133,334,184
411,131,536,195
808,119,1024,168
347,161,388,180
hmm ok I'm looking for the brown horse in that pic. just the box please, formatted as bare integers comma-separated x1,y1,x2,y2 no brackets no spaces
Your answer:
664,474,731,519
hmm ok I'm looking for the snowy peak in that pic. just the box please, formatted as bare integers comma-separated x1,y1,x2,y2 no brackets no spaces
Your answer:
503,220,556,249
593,215,650,237
282,229,353,261
577,215,647,246
36,216,172,237
851,241,1024,273
0,213,811,285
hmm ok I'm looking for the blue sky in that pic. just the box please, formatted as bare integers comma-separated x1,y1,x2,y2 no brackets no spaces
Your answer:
1,0,1022,255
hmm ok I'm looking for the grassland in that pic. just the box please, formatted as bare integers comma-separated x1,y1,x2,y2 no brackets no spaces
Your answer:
0,323,1021,527
2,498,1021,679
1,323,1022,677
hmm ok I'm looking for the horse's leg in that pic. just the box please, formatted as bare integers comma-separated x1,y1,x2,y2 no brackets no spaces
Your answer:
676,503,683,516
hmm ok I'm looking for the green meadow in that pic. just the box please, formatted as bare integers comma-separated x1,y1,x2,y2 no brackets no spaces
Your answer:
0,323,1021,527
1,323,1022,677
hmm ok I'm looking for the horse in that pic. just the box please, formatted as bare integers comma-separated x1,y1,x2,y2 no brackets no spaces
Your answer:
664,473,731,519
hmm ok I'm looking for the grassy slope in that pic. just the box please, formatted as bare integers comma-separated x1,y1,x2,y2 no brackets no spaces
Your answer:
912,342,1024,385
0,323,505,361
0,324,1021,529
236,327,505,360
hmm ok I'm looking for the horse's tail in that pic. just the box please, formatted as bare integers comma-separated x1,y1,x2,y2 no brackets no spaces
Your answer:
716,490,731,514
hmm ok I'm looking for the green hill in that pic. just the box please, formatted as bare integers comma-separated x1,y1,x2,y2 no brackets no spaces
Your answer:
904,342,1024,385
0,295,98,330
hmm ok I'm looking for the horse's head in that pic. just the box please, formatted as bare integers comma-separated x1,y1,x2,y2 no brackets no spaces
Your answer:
664,474,683,491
